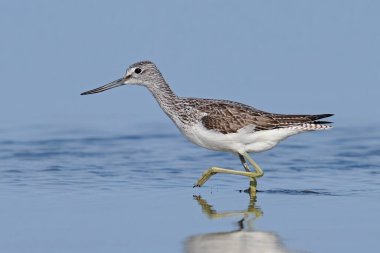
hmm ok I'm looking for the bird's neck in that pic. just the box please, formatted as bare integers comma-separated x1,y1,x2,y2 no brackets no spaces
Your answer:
147,79,179,115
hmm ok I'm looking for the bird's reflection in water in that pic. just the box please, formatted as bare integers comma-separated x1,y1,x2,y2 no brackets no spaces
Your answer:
185,195,292,253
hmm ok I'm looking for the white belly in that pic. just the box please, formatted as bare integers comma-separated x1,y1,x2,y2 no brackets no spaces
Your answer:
180,123,303,154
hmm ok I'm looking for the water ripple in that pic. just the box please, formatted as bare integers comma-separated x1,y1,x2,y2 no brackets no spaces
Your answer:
0,125,379,196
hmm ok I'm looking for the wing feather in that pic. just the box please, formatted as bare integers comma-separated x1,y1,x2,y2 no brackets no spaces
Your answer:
194,99,333,134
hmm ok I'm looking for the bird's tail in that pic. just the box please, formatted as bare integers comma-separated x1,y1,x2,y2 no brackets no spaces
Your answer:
271,113,334,130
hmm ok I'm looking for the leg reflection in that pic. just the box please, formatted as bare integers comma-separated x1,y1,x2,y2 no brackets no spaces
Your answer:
193,194,263,223
186,195,291,253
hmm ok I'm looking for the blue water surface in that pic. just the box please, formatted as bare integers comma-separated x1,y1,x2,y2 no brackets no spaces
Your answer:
0,121,379,253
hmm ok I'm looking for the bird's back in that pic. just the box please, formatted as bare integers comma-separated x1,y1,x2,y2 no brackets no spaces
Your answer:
180,97,333,134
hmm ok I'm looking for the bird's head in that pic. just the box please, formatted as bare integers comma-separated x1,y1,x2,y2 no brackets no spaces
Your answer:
81,61,163,95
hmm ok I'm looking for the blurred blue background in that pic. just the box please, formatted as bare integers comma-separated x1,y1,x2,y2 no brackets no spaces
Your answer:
1,0,379,132
1,2,380,253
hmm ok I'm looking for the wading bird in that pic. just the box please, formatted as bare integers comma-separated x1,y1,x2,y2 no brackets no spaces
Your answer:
81,61,333,194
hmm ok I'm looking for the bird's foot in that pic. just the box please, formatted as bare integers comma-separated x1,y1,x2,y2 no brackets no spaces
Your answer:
238,178,259,196
193,170,217,188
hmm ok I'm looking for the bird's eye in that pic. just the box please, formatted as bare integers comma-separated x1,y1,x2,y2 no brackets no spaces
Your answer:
134,68,142,74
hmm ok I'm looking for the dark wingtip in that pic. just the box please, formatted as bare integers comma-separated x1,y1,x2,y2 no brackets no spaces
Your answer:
314,120,333,124
315,114,334,120
313,114,334,124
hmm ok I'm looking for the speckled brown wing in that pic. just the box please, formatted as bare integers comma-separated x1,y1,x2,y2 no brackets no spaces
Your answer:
196,99,333,134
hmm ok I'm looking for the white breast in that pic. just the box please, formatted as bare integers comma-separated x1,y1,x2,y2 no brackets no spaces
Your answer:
180,122,304,154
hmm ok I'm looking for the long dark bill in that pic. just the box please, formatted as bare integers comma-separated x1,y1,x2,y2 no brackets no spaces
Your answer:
80,77,126,95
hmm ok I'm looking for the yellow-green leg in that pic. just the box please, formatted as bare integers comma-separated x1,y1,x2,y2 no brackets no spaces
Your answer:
193,152,264,194
238,153,264,195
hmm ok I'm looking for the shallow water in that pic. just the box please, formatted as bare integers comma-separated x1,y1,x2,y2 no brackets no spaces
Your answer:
0,121,379,253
